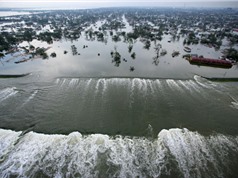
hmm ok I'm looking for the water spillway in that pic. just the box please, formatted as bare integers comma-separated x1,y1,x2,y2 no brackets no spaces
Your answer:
0,76,238,177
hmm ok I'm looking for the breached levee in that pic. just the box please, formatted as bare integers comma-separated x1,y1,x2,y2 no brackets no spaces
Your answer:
0,128,238,178
55,77,208,95
52,77,238,113
0,73,30,78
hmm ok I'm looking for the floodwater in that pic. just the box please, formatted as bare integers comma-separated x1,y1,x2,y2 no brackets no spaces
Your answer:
1,12,238,177
0,11,41,17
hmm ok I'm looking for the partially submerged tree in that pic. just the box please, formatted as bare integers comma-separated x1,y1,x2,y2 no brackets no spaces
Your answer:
144,40,151,50
152,43,162,66
154,43,162,58
128,44,133,53
111,46,121,67
224,48,238,62
0,53,4,58
50,52,57,58
42,52,48,59
131,52,136,59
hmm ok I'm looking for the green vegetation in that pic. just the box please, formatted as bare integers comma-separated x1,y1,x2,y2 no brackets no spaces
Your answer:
71,45,78,55
34,47,49,59
131,52,136,59
111,47,121,67
223,48,238,62
200,33,222,49
111,51,121,67
153,43,162,66
42,52,49,59
184,32,199,45
50,52,57,58
143,40,151,50
128,44,133,53
112,35,121,42
0,53,4,58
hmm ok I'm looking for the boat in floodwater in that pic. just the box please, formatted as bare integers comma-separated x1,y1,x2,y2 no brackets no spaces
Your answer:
184,46,191,53
188,57,233,69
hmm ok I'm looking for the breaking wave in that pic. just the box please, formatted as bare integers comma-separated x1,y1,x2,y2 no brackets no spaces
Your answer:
0,128,238,178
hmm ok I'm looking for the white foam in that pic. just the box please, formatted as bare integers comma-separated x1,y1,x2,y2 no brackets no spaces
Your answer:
178,80,193,92
0,128,237,177
101,79,107,94
159,128,238,178
129,79,137,106
114,78,131,90
155,79,162,91
107,78,118,85
141,79,148,92
186,80,202,93
231,101,238,109
227,94,238,109
0,130,165,177
131,78,136,91
0,129,22,162
95,78,107,95
0,87,18,102
59,79,67,87
196,81,212,89
95,79,101,92
130,78,148,94
194,76,212,89
119,78,130,86
85,79,92,89
133,78,142,90
159,128,211,178
56,78,158,96
69,78,79,88
166,79,183,92
146,79,155,94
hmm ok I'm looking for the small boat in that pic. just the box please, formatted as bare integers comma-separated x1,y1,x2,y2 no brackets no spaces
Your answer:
14,59,28,64
184,46,191,53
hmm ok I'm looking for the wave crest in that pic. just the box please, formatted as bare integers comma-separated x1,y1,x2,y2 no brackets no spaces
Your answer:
0,128,238,177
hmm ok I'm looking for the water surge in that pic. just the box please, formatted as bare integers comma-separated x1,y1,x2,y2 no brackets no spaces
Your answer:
0,128,238,178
